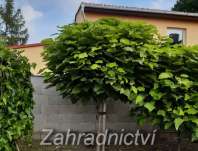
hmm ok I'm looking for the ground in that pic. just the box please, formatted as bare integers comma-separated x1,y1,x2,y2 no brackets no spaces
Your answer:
19,139,198,151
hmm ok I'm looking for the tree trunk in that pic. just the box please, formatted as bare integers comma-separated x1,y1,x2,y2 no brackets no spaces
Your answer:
96,102,107,151
15,141,20,151
177,132,181,151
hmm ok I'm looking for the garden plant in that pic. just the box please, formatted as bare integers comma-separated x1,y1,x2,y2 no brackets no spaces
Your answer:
42,18,198,151
127,44,198,150
0,42,34,151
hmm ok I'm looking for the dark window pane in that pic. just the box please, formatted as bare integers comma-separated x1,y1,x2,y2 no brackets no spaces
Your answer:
169,33,182,44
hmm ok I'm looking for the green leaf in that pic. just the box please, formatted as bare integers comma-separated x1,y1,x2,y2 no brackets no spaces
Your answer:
120,88,130,98
93,84,104,95
71,87,81,94
135,95,144,105
107,70,115,77
157,110,166,117
149,89,163,100
7,131,13,141
137,116,145,126
184,94,190,101
174,118,184,130
191,118,198,125
144,102,155,112
137,86,145,92
106,62,117,68
31,63,37,69
123,47,134,52
75,52,88,59
180,74,189,78
117,67,125,73
90,64,100,70
164,123,172,130
173,107,184,116
131,86,137,94
180,79,192,89
95,60,103,64
163,79,176,89
186,108,198,115
110,39,118,43
120,38,130,45
159,72,173,79
91,46,101,52
2,97,7,105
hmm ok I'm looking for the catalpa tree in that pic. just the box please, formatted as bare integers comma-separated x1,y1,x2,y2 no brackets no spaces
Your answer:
42,18,168,151
42,18,197,151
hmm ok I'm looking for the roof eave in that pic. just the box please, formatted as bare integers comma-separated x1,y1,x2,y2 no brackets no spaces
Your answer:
80,2,198,21
10,43,43,49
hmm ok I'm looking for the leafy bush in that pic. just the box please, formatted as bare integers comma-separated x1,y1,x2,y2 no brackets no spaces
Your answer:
129,45,198,141
0,43,34,151
42,18,167,104
42,18,197,142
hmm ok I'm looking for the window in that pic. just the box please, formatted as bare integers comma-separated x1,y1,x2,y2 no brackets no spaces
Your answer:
167,28,186,44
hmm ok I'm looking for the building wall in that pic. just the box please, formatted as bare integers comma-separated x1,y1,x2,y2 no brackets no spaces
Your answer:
81,12,198,45
19,12,198,74
21,10,198,133
32,76,151,133
19,45,45,75
76,8,85,23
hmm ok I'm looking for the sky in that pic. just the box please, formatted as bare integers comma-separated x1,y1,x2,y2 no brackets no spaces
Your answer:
12,0,177,43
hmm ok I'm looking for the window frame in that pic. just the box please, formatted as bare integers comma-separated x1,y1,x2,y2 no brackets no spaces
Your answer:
167,27,187,45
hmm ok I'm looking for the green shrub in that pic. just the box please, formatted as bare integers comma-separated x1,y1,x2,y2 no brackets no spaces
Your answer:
42,18,167,104
0,43,34,151
42,18,197,142
129,45,198,141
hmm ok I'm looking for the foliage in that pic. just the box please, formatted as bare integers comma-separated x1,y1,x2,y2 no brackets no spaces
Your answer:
42,18,198,142
128,45,198,142
172,0,198,13
0,0,29,45
0,42,34,151
41,18,165,104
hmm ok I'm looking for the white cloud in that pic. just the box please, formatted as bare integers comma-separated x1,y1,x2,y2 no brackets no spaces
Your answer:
82,0,98,2
21,5,43,43
21,5,43,24
151,0,168,9
58,0,98,14
151,0,177,10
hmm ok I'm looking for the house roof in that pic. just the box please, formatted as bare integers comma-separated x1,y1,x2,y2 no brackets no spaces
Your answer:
10,43,43,49
75,2,198,21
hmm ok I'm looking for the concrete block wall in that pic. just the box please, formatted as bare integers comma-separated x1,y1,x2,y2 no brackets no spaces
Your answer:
32,76,153,133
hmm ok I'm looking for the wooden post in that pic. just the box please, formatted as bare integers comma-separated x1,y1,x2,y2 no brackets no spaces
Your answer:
177,132,181,151
15,141,20,151
96,102,107,151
